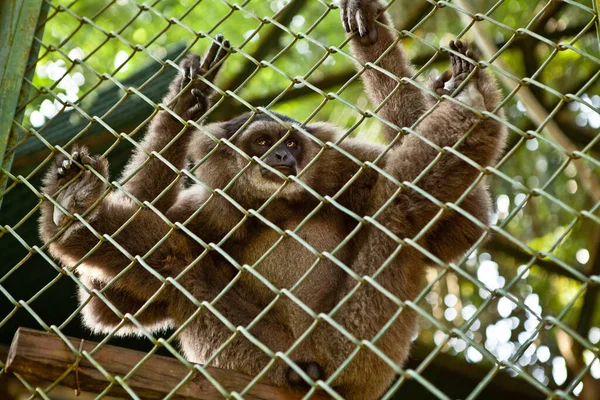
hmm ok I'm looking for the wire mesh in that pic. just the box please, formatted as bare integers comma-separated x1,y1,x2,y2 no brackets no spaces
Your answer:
1,0,599,399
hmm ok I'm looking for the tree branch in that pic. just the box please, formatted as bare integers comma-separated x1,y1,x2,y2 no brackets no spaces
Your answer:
221,0,309,93
453,0,600,203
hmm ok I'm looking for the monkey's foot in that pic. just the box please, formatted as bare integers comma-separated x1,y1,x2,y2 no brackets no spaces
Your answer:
449,40,477,85
174,34,230,120
340,0,385,45
450,40,486,109
432,70,453,96
435,40,478,96
434,40,485,109
286,361,324,388
52,146,107,227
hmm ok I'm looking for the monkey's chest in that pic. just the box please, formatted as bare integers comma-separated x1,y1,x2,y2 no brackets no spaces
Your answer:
232,216,348,311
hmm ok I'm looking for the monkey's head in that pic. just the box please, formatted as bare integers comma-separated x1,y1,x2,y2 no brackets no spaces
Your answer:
188,112,350,204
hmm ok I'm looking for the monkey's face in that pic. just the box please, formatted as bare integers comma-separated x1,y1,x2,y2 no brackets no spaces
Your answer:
189,115,344,203
239,123,304,182
231,121,318,201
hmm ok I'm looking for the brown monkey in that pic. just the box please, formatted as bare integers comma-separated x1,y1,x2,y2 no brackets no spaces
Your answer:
39,1,506,397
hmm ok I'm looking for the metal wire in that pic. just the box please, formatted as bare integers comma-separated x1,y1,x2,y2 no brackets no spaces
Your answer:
1,0,599,399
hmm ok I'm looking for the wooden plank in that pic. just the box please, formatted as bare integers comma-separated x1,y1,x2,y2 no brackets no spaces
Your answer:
6,328,328,400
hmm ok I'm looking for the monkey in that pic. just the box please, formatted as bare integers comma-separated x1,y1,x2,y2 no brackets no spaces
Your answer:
38,1,507,398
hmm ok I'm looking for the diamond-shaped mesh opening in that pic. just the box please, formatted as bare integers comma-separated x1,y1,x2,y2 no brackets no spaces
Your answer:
1,0,599,399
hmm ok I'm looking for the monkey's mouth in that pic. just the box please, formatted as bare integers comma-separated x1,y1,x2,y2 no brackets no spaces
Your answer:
261,165,297,178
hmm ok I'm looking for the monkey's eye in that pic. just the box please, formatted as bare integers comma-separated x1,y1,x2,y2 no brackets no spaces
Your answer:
286,140,298,149
255,138,271,147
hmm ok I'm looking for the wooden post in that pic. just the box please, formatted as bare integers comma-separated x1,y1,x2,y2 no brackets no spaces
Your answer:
0,0,44,210
5,328,329,400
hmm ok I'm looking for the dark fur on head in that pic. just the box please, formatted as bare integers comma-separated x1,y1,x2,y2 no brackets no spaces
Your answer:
217,111,301,136
188,113,362,206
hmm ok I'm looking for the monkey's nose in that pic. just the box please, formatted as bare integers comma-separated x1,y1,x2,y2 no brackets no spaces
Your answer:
275,151,287,161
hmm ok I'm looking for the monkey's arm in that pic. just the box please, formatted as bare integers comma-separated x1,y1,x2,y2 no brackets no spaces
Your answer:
307,56,506,396
119,37,230,212
40,151,301,386
165,186,248,242
341,0,428,141
384,43,506,241
39,147,188,301
340,2,501,265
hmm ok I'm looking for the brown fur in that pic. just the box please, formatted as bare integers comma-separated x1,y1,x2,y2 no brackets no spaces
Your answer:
39,4,506,398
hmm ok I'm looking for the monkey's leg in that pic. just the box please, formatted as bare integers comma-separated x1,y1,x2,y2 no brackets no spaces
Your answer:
119,35,230,212
164,272,302,388
77,275,173,335
341,0,428,142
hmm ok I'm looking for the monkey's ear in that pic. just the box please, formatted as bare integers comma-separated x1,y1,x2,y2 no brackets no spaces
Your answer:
188,121,235,161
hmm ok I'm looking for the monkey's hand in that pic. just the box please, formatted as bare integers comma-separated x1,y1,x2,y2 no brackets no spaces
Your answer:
47,146,109,228
173,34,230,121
432,40,485,109
340,0,386,46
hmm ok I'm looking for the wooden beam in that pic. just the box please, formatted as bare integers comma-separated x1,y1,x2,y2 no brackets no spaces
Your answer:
5,328,328,400
0,0,43,211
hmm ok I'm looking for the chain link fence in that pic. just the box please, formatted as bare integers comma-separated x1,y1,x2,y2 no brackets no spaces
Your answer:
1,0,599,399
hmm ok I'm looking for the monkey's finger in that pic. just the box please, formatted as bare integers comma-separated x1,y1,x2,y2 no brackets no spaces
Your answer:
184,102,207,121
212,37,226,63
191,88,211,103
179,54,200,91
346,2,358,32
454,40,470,73
81,155,94,166
205,40,229,83
355,10,367,37
347,13,356,33
201,35,224,72
219,39,231,59
466,49,478,62
455,55,466,75
465,49,477,73
464,55,474,74
449,49,459,75
450,42,466,75
340,7,350,33
189,60,201,83
180,54,201,73
431,78,444,92
432,70,451,88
